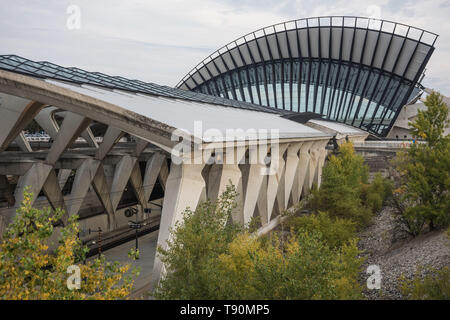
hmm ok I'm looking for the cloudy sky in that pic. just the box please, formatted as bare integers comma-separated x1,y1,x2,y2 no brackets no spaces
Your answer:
1,0,449,94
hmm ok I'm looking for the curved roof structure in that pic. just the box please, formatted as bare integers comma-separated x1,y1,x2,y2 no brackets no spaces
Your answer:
0,55,279,114
0,56,330,155
177,16,438,136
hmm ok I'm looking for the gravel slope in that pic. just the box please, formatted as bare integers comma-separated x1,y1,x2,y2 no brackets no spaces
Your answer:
358,207,450,299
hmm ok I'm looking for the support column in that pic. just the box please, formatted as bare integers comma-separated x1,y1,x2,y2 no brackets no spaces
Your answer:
129,162,147,208
109,155,137,211
57,169,72,190
34,106,59,138
284,143,303,208
256,174,268,225
57,111,98,148
14,162,53,209
242,163,266,225
297,141,314,199
45,112,91,165
0,96,44,151
91,164,116,231
313,140,329,188
207,163,244,224
306,140,325,191
65,159,100,218
14,132,32,152
0,175,15,207
142,153,166,202
42,169,67,222
158,159,169,191
151,162,206,288
133,138,149,157
267,143,288,222
81,128,99,148
95,126,125,161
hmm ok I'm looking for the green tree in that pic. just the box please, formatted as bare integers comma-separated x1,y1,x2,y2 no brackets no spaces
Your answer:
393,91,450,235
155,186,364,300
309,142,373,227
154,185,242,299
362,173,392,213
0,189,138,300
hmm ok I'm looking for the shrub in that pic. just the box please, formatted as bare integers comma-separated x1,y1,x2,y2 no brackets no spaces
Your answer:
363,173,392,213
309,142,373,227
156,186,364,300
286,211,356,249
400,266,449,300
215,231,364,300
154,185,242,299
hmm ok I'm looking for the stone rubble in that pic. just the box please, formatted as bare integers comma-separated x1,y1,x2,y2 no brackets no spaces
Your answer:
358,207,450,300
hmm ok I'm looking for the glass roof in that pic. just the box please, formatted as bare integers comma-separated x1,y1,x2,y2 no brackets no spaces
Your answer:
0,54,281,115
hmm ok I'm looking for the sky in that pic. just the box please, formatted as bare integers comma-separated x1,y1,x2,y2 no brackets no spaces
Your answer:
0,0,449,94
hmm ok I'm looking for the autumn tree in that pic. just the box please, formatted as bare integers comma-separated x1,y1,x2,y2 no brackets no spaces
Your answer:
0,189,138,300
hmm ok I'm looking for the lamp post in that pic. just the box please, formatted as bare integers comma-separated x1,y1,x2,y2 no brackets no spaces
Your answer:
124,207,146,259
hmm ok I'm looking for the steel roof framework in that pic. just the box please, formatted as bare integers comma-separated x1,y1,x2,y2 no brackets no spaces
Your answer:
177,16,437,136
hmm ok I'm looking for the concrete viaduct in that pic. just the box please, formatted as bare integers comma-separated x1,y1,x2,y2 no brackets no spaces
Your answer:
0,58,368,288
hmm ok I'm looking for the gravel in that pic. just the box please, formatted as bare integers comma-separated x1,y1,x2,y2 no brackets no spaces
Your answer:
358,207,450,300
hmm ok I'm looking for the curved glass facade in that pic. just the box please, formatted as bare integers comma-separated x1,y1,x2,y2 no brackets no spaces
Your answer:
192,60,420,135
178,16,437,136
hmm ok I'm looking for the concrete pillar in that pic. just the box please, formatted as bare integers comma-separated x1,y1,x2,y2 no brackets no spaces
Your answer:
0,95,44,151
65,158,100,217
207,146,246,207
152,162,206,288
256,174,268,225
129,162,147,208
41,169,67,222
46,112,91,165
133,138,148,157
313,140,329,188
242,163,266,225
267,143,288,221
284,143,303,208
57,111,98,148
81,128,99,148
34,106,59,138
14,162,53,209
95,126,125,161
142,153,165,202
14,131,32,152
296,141,313,199
57,168,72,190
158,159,169,191
91,164,116,231
207,163,244,224
306,140,325,191
109,155,137,211
207,163,243,200
0,175,15,207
